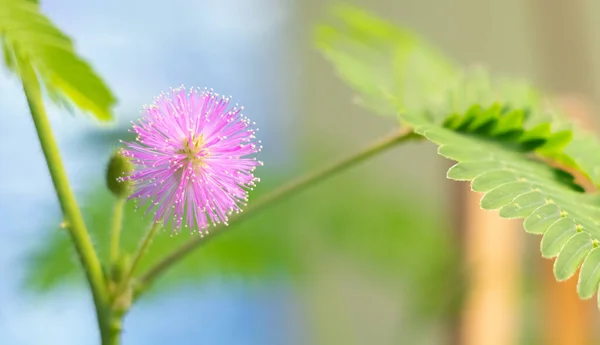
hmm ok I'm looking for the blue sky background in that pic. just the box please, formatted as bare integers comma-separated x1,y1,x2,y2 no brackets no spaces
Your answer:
0,0,302,344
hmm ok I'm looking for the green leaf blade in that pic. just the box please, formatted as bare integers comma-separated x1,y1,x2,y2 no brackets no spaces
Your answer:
480,181,531,210
447,161,503,181
471,170,519,193
554,232,593,281
577,246,600,299
499,191,546,219
0,0,116,121
523,204,562,235
540,218,578,258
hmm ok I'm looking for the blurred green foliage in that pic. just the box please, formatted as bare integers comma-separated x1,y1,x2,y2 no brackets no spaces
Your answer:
315,4,458,119
316,5,550,125
0,0,116,120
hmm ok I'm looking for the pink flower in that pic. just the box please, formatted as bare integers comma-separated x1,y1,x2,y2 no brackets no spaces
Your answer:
120,86,262,232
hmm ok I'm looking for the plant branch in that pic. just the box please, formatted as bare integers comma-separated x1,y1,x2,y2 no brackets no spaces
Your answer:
112,221,161,307
135,128,419,295
126,222,161,287
19,60,110,338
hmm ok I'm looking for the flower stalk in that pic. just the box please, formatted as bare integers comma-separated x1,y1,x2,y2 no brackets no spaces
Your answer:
113,222,161,302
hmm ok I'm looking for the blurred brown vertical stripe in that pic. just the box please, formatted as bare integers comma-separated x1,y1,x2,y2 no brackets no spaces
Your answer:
448,171,466,345
457,188,522,345
540,263,594,345
530,0,598,343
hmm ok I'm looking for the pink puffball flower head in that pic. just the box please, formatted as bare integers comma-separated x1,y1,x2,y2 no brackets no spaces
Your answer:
119,86,262,233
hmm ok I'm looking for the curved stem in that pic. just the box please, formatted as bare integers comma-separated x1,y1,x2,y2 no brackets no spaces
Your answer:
128,222,161,282
113,222,161,303
109,198,125,266
136,129,419,296
19,61,109,338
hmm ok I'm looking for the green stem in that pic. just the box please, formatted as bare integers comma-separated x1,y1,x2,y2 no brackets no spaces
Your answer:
128,222,161,282
103,319,123,345
135,129,419,296
105,221,161,345
109,198,125,266
113,222,161,304
19,61,109,339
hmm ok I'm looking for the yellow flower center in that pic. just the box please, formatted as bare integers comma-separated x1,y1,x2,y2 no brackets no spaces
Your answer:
178,135,209,165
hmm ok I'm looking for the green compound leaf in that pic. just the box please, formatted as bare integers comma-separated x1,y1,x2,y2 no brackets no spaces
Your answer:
0,0,116,121
418,104,600,305
316,5,600,188
318,4,600,305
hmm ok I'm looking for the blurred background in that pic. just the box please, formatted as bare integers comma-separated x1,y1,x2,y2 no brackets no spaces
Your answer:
2,0,600,344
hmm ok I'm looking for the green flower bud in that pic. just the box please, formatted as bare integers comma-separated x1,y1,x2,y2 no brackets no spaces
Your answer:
106,150,133,198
